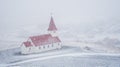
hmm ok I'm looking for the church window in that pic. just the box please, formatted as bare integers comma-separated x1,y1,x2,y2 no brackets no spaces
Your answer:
48,45,49,48
39,46,41,49
29,47,31,51
43,46,45,48
52,44,54,47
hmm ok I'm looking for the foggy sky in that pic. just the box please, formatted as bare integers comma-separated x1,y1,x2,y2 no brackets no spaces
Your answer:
0,0,120,33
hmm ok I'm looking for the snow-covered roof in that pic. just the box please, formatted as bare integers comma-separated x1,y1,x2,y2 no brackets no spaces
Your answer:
23,34,61,47
48,16,57,31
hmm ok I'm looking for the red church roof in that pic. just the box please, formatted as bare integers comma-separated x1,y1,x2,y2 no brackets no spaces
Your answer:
48,16,57,31
23,34,61,47
23,41,32,47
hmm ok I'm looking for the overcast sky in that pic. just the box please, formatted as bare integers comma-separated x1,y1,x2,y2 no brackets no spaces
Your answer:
0,0,120,33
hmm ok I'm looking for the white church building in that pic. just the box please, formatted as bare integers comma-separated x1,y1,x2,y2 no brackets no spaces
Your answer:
21,16,62,54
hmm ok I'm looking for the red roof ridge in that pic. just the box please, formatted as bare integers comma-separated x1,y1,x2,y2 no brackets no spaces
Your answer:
29,34,51,38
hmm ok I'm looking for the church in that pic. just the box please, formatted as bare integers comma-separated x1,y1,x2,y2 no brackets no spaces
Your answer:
21,16,62,54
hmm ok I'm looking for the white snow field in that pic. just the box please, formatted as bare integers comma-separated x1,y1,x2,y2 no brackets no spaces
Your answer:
17,54,120,67
0,43,120,67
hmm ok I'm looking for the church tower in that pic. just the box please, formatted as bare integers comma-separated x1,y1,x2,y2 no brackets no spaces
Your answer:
47,16,58,37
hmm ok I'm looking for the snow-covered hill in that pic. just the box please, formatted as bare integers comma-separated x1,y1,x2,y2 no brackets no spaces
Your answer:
18,54,120,67
0,43,120,67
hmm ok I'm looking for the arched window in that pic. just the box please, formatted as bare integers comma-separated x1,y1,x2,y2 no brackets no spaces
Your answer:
39,46,41,49
52,44,54,47
48,45,49,48
29,47,31,51
43,46,45,49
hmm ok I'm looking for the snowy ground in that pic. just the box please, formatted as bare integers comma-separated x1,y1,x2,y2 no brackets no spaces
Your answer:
18,54,120,67
0,43,120,67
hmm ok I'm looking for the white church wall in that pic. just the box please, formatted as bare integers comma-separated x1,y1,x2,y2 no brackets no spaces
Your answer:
21,42,62,54
48,31,57,37
33,44,56,53
21,45,32,54
21,44,26,54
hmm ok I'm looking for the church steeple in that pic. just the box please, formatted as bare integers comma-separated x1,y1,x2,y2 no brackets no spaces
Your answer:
48,16,58,37
48,16,57,31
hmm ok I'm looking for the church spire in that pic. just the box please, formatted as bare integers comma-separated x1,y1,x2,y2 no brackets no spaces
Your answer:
48,16,57,31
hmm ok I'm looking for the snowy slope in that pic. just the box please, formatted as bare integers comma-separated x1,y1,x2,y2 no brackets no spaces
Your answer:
0,44,120,67
18,54,120,67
